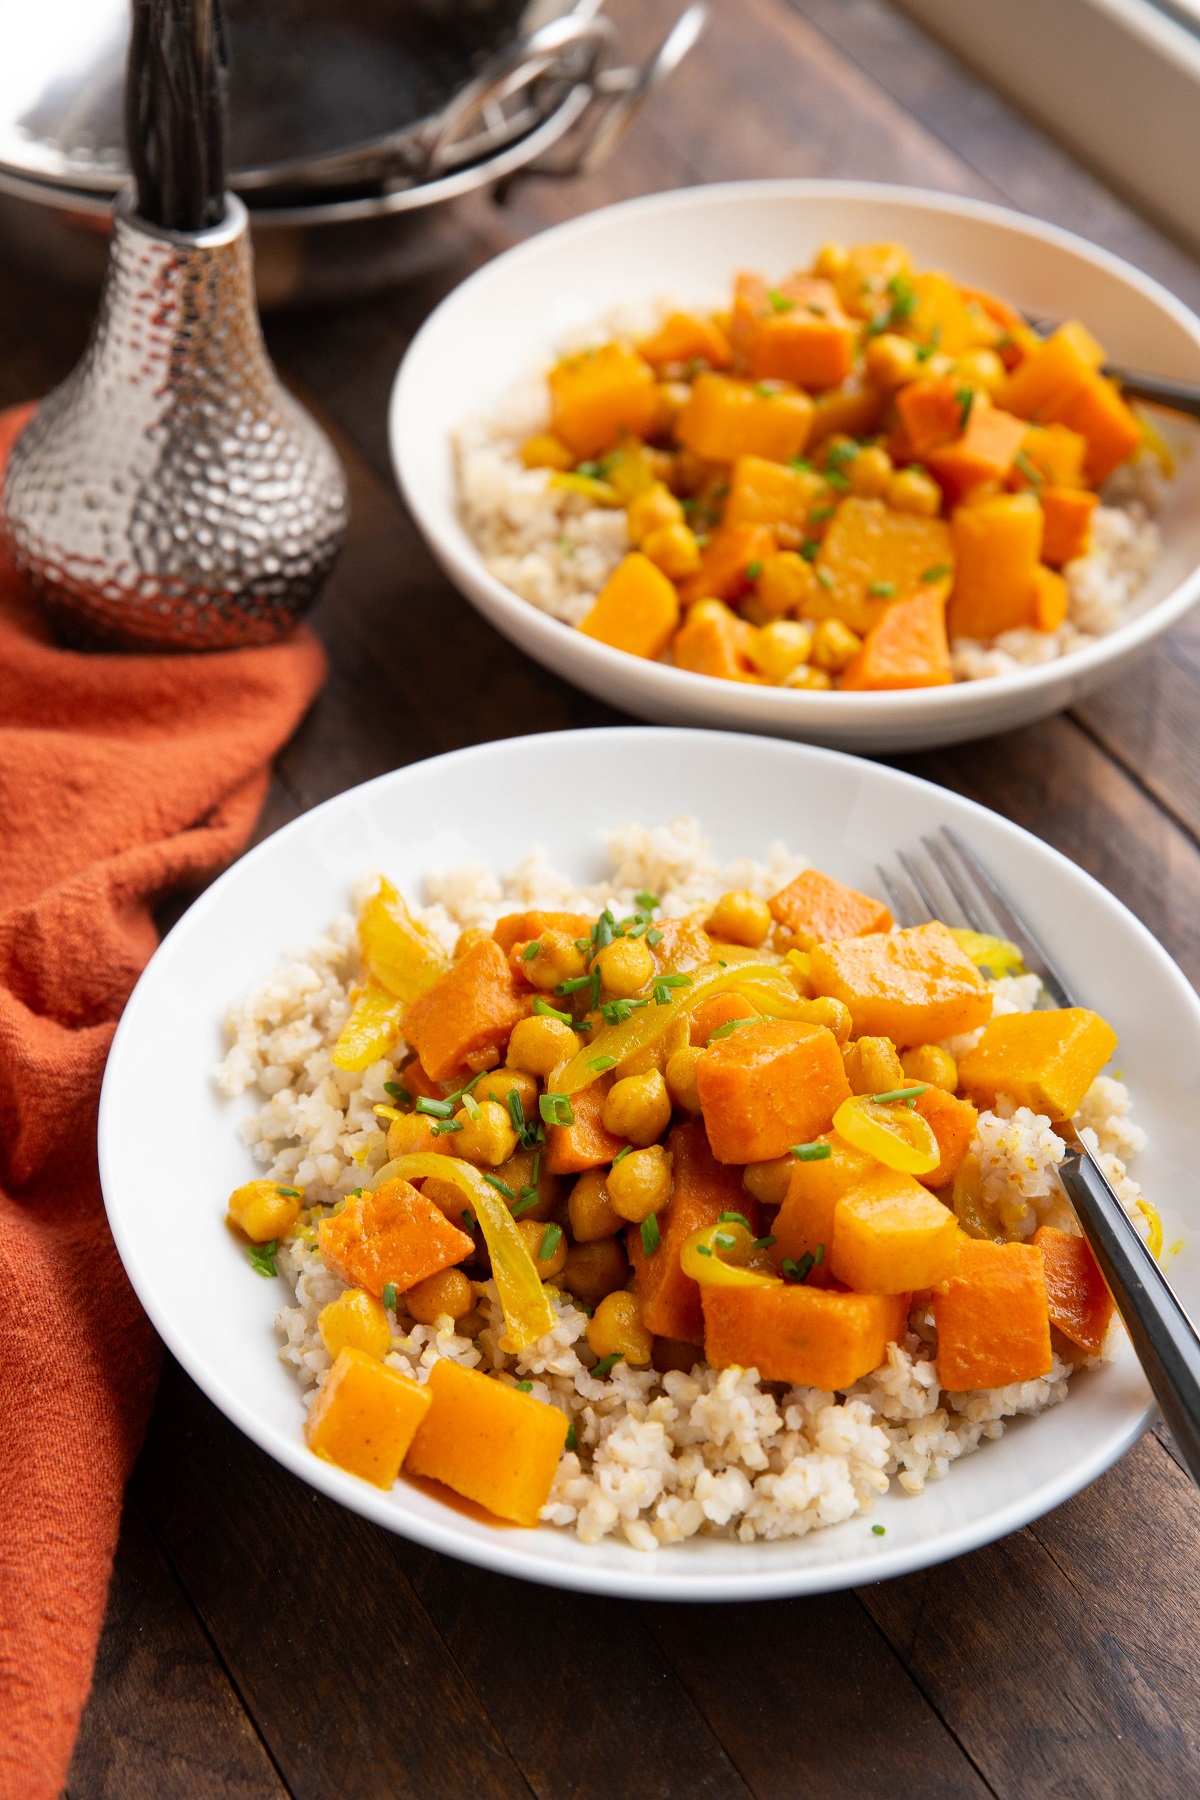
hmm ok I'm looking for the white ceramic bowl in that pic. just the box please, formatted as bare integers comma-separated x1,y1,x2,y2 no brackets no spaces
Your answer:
99,727,1200,1600
392,180,1200,753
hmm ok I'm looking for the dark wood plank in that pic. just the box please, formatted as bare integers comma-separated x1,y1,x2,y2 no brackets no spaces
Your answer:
66,1504,288,1800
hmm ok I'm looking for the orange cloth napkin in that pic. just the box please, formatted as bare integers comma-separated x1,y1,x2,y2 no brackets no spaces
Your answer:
0,403,328,1798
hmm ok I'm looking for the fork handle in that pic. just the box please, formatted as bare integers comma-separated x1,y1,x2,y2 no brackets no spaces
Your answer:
1059,1150,1200,1488
1104,366,1200,421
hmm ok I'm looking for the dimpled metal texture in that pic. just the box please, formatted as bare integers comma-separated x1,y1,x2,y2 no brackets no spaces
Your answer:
2,195,347,650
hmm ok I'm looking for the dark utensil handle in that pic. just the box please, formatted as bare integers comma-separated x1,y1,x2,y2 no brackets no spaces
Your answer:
1104,366,1200,421
1059,1149,1200,1487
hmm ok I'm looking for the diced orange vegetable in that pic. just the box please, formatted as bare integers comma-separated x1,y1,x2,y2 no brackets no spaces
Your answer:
650,914,717,974
722,455,826,548
678,522,778,606
696,1019,852,1163
1011,423,1088,490
305,1348,432,1488
947,491,1044,639
913,1086,978,1189
1045,372,1141,485
629,1119,750,1343
956,1008,1117,1118
831,241,912,319
1032,564,1069,631
809,920,992,1048
689,989,762,1045
811,497,953,635
1040,486,1098,566
906,270,1001,355
839,587,952,691
672,602,758,682
579,552,680,660
769,867,893,949
1000,320,1106,420
702,1282,908,1389
403,938,529,1082
896,377,968,456
676,372,814,465
404,1358,568,1526
548,340,660,458
227,1179,303,1244
926,399,1028,503
831,1169,959,1292
318,1178,475,1298
638,311,732,371
492,911,594,956
771,1132,880,1281
934,1237,1052,1390
809,377,886,447
521,433,575,472
544,1074,626,1174
741,275,857,391
1033,1225,1115,1356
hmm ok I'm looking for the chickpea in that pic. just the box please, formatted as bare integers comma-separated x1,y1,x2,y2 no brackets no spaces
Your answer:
587,1289,652,1367
783,665,833,691
705,888,773,947
864,332,920,389
901,1043,959,1092
561,1237,630,1308
627,481,685,545
953,347,1006,397
886,466,942,517
568,1168,622,1241
655,380,692,435
642,521,702,578
810,618,862,674
821,433,856,473
607,1145,673,1223
517,1217,568,1281
387,1111,436,1158
507,1014,580,1077
227,1179,302,1244
454,927,492,959
843,1035,906,1096
449,1098,519,1167
494,1144,560,1224
594,936,654,999
804,995,852,1045
743,1156,794,1208
474,1066,539,1120
405,1267,475,1326
520,432,574,472
812,240,850,282
513,928,587,991
602,1070,672,1146
847,444,893,499
318,1288,390,1360
746,620,814,684
755,550,817,621
422,1177,475,1225
664,1044,703,1113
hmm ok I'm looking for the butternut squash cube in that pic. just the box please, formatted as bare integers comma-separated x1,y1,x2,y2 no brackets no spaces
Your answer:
676,372,814,465
702,1282,908,1390
1039,487,1098,566
769,866,893,949
926,400,1028,503
1045,372,1141,485
677,522,778,606
906,270,1001,354
771,1131,881,1278
809,920,992,1048
1000,320,1106,420
637,311,731,371
913,1086,978,1189
696,1019,852,1163
1011,423,1088,490
839,587,952,691
318,1287,391,1361
629,1119,751,1343
405,1358,568,1526
227,1179,302,1244
722,454,827,546
1033,1225,1115,1357
548,341,660,459
831,1169,959,1293
955,1008,1117,1118
403,937,529,1082
812,498,953,635
895,377,968,456
672,601,757,681
544,1074,626,1174
1032,565,1069,631
579,552,680,660
831,241,912,319
493,910,594,955
947,491,1044,640
318,1178,475,1299
740,274,857,391
934,1238,1052,1390
305,1347,432,1488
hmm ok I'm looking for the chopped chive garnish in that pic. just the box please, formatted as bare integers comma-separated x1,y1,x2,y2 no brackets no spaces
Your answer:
565,1423,578,1452
713,1231,737,1250
872,1524,886,1536
557,974,595,994
867,580,896,597
510,1192,540,1218
462,1209,476,1230
824,470,849,492
753,1235,778,1250
708,1016,754,1041
274,1186,301,1198
539,1093,575,1128
781,1252,814,1283
1014,448,1043,486
483,1173,516,1199
767,288,794,313
814,1243,825,1265
432,1118,464,1135
800,540,820,562
592,909,616,953
599,996,650,1026
791,1141,831,1160
640,1214,661,1256
517,1380,533,1393
696,1243,713,1257
247,1241,279,1277
646,927,663,947
956,385,975,429
533,997,574,1026
652,973,692,1006
624,919,649,939
789,456,815,473
575,937,591,954
538,1223,563,1260
531,1151,541,1184
589,1054,618,1072
816,567,834,590
383,1282,398,1310
521,940,541,960
590,1353,623,1379
808,504,835,524
460,1091,482,1121
635,891,660,912
745,559,763,581
382,1082,410,1107
719,1211,752,1230
920,563,952,583
612,1145,634,1164
871,1085,927,1104
754,380,780,398
415,1095,454,1118
351,1188,363,1198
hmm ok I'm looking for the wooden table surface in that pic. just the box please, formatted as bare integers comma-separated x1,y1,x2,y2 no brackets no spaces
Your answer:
15,2,1198,1793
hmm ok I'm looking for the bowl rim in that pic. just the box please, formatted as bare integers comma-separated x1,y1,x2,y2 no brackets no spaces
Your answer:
98,723,1176,1602
392,177,1200,727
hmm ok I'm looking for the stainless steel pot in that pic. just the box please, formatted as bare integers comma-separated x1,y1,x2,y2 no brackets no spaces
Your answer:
0,0,704,306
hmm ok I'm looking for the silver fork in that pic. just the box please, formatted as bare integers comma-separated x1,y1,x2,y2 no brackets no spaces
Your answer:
879,826,1200,1490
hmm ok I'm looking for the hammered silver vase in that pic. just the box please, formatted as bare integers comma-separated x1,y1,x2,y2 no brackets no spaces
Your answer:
2,192,348,649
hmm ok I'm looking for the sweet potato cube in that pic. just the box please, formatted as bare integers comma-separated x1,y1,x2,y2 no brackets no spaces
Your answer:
839,588,952,691
404,1358,568,1526
914,1086,978,1189
927,401,1028,503
678,522,777,606
305,1348,432,1488
1000,320,1106,420
319,1179,474,1298
831,1169,959,1293
403,938,529,1082
1046,372,1141,485
696,1019,851,1163
809,920,992,1048
702,1283,909,1390
743,276,857,391
1011,423,1088,490
579,552,680,660
956,1008,1117,1118
544,1074,626,1174
769,867,893,949
947,491,1044,640
1032,565,1069,631
812,498,953,635
1033,1225,1115,1356
895,378,968,456
548,340,660,459
672,602,757,681
638,311,731,371
689,989,762,1046
629,1120,749,1342
493,910,594,955
934,1238,1052,1390
1039,486,1098,566
721,455,826,548
772,1131,880,1279
910,271,1002,353
676,372,814,464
